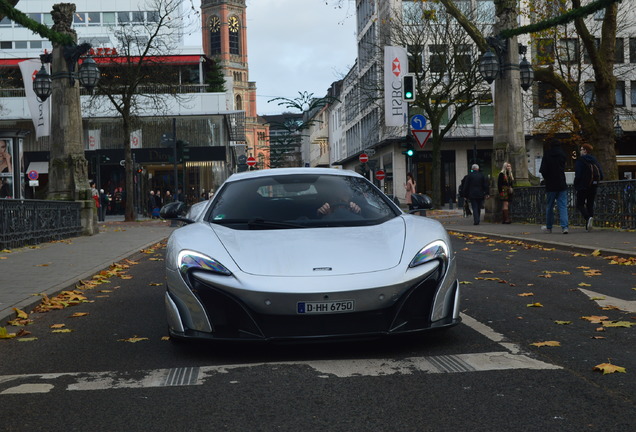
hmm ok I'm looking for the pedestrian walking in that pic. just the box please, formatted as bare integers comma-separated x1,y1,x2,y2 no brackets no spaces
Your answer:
540,140,569,234
497,162,514,224
461,164,490,225
573,143,603,231
458,175,472,218
98,189,108,222
404,172,416,211
90,181,100,218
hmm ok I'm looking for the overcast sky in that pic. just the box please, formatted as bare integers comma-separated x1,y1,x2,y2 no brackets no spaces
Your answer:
245,0,357,115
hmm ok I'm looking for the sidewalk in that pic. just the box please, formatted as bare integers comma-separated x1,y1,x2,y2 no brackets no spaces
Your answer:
2,210,634,324
426,208,636,258
0,215,176,323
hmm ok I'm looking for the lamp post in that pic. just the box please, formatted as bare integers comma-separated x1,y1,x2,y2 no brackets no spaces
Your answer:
32,3,101,235
477,30,534,222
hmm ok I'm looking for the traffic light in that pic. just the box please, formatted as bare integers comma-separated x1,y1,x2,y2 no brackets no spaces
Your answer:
402,74,415,102
176,140,190,161
402,146,414,157
402,135,415,157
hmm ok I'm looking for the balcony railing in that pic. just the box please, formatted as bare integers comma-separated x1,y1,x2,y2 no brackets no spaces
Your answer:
0,84,212,98
0,199,82,249
510,180,636,230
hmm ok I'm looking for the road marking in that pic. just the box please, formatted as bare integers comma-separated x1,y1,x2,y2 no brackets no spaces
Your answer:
0,313,561,395
579,288,636,313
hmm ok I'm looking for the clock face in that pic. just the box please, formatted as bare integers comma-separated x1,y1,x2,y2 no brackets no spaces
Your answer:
228,16,239,33
209,16,220,32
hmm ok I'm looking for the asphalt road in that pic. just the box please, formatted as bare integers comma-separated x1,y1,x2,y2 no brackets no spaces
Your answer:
0,234,634,431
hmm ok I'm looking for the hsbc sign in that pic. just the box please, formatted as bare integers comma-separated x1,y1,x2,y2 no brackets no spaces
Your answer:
384,46,408,127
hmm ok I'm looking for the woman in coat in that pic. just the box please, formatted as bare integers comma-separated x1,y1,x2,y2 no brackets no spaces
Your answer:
497,162,514,224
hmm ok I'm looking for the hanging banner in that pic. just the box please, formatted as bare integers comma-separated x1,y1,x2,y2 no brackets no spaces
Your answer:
130,130,142,149
384,46,408,127
19,59,51,139
88,130,101,150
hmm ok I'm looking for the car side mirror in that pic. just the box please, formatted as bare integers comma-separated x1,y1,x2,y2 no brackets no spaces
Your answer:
160,201,187,220
409,194,433,212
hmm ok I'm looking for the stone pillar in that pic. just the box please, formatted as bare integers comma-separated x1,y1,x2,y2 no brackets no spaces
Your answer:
46,3,97,235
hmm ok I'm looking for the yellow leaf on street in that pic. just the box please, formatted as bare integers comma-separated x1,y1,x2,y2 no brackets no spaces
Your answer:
12,308,28,319
518,293,534,297
581,315,609,323
0,327,16,339
591,250,602,256
554,321,572,325
531,341,561,347
602,321,636,328
69,312,89,318
479,270,494,274
50,324,66,329
17,337,38,342
593,363,626,375
578,282,591,287
52,329,73,333
118,336,149,343
590,296,606,300
459,281,472,284
149,283,162,286
527,302,543,307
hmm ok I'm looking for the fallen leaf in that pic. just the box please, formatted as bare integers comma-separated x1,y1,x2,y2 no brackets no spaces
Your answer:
50,324,66,329
601,305,620,311
518,293,534,297
479,270,494,274
591,336,606,339
118,336,149,343
531,341,561,347
52,329,74,333
17,337,38,342
149,283,162,286
161,336,170,341
602,321,636,328
0,327,16,339
459,281,473,285
581,315,609,323
591,250,602,256
527,302,543,307
590,296,606,301
12,308,28,319
554,321,572,325
578,282,591,287
69,312,89,318
593,362,626,375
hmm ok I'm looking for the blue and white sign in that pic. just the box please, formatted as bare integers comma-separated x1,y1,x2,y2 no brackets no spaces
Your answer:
411,114,427,130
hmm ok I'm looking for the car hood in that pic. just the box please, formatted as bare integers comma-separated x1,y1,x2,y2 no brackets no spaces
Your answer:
212,218,407,277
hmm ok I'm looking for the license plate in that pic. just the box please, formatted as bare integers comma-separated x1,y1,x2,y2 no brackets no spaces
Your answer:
297,300,355,314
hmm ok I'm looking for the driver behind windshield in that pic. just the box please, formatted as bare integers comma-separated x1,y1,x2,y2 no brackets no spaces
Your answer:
317,181,362,216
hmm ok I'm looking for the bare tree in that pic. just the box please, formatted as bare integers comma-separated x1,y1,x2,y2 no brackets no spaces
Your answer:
85,0,194,221
376,2,494,205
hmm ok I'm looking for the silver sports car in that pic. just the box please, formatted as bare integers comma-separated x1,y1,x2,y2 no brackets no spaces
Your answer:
161,168,460,341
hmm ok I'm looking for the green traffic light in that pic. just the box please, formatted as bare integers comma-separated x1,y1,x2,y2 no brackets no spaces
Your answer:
406,149,414,157
405,91,413,99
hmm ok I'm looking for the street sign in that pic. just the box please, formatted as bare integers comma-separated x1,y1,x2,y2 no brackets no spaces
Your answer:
375,170,386,181
412,129,432,149
120,160,126,167
410,114,427,130
28,170,39,181
246,156,257,167
359,153,369,163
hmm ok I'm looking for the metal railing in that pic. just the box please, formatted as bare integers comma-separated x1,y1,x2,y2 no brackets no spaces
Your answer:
0,199,82,249
510,180,636,230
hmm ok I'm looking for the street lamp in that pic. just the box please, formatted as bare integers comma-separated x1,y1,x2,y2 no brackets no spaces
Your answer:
478,37,534,91
33,43,100,102
614,115,624,138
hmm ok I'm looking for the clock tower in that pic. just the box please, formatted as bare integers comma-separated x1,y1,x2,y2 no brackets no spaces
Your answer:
201,0,269,168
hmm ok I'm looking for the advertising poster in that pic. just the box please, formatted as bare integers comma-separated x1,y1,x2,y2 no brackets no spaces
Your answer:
0,138,14,198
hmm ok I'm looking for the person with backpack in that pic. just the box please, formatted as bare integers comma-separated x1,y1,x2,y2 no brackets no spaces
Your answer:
540,140,569,234
573,143,603,231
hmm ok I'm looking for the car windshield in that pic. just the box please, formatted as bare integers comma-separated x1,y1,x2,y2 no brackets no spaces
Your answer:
206,173,400,229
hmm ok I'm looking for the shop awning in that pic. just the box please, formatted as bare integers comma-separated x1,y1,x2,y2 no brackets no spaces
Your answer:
26,161,49,174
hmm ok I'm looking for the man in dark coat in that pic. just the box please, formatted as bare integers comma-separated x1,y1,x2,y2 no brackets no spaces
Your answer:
461,164,490,225
573,143,603,231
539,140,569,234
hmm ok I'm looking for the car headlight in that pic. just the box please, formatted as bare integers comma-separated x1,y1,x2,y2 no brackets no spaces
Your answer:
409,240,449,272
178,250,232,277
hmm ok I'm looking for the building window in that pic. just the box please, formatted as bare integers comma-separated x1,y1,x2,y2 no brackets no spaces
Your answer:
0,41,11,49
118,12,131,24
631,82,636,107
615,38,624,63
229,16,241,55
132,11,144,23
88,12,101,25
583,38,600,64
30,41,42,49
429,44,447,73
74,13,86,25
535,39,554,65
584,82,595,106
236,94,243,110
14,41,27,49
103,12,116,26
208,15,221,55
616,81,625,107
457,108,474,125
558,38,579,64
147,11,159,22
480,105,494,125
28,13,42,24
454,44,472,73
538,82,557,109
43,14,53,26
